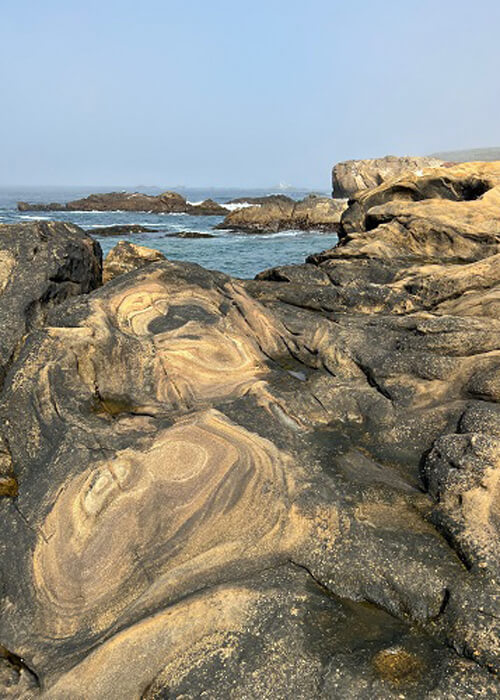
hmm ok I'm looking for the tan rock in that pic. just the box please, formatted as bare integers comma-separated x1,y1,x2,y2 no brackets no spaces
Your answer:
103,241,166,283
332,155,445,197
217,195,347,233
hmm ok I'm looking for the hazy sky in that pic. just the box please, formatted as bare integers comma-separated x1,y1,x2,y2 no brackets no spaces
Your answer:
1,0,499,187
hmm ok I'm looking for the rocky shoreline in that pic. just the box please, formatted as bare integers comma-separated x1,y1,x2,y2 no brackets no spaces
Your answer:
0,159,499,697
18,190,349,235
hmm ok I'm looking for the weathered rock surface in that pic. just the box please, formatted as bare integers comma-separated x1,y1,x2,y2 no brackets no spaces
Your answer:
217,194,347,233
18,192,227,216
103,241,167,283
332,155,445,197
190,198,227,215
0,221,101,388
226,194,295,206
0,162,499,697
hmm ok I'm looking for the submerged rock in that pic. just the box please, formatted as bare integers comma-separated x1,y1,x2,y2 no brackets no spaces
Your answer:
88,224,156,237
164,231,215,238
0,163,499,697
331,155,445,198
217,194,347,233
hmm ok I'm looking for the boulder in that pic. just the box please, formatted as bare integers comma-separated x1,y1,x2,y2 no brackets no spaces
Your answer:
103,241,166,283
186,198,227,215
332,155,445,198
0,220,101,387
0,220,101,503
217,195,347,233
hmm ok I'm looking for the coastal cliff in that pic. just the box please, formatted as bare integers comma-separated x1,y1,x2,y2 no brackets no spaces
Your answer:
0,162,499,698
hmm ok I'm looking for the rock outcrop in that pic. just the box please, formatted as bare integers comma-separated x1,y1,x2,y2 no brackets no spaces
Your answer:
0,220,101,505
103,241,167,283
331,155,445,198
18,192,227,216
87,225,155,237
0,221,101,386
226,194,295,206
0,162,499,697
164,231,215,238
217,194,347,233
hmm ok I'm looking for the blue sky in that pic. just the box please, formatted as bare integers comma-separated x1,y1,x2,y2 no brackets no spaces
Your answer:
1,0,499,187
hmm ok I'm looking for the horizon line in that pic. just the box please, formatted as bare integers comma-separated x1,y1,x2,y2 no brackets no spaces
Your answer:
0,183,329,191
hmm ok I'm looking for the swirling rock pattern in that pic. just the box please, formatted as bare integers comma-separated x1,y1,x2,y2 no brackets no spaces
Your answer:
32,410,294,647
0,163,500,697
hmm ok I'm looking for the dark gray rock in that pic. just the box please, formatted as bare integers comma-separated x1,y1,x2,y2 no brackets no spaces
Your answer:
88,224,156,237
18,191,227,216
164,231,215,238
0,220,101,387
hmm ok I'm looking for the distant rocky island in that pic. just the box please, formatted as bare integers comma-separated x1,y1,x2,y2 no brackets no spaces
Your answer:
431,146,500,162
17,190,227,216
18,190,349,234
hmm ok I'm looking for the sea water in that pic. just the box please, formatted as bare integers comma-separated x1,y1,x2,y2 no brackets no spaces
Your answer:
0,186,337,279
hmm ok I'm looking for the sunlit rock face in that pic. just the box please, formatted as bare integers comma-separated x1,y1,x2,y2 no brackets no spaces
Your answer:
32,410,295,645
331,155,445,197
0,163,500,698
102,241,166,283
216,195,347,233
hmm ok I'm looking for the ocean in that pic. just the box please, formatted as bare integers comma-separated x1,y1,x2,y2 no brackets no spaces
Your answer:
0,186,337,279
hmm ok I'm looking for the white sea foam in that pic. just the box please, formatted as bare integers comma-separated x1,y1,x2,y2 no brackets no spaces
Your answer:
87,221,161,229
254,230,305,239
63,209,127,214
247,229,335,240
20,215,50,220
221,202,260,212
187,200,258,211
